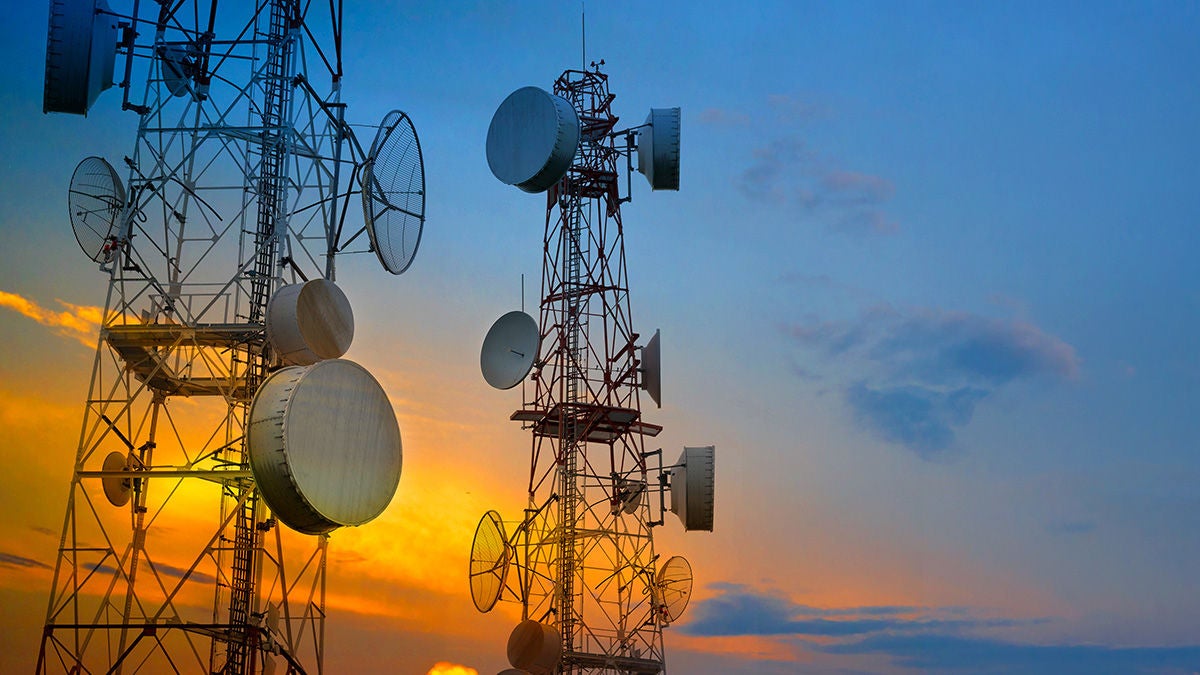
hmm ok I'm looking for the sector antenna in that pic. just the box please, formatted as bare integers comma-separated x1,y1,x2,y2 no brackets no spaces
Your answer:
37,2,429,673
469,57,718,674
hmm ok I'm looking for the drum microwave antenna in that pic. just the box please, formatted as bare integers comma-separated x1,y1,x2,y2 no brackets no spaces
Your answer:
38,2,425,673
469,58,715,674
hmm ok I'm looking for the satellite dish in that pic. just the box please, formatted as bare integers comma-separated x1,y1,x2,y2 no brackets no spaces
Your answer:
266,279,354,366
68,156,126,263
640,329,661,408
101,450,131,507
486,86,580,193
670,445,715,532
44,0,120,115
507,619,562,675
481,311,540,390
247,359,402,535
613,478,646,515
160,44,191,97
470,510,511,612
637,108,681,191
655,555,694,624
362,110,426,275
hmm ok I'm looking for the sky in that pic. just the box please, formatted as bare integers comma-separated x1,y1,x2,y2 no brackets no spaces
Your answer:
2,1,1199,674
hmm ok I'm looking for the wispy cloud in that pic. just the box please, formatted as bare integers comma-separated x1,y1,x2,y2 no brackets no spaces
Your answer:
697,107,750,127
150,560,216,584
0,290,103,347
682,586,1200,674
786,304,1079,457
736,139,898,234
0,551,51,570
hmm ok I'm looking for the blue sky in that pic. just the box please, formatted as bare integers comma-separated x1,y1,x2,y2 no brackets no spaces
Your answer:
1,2,1198,673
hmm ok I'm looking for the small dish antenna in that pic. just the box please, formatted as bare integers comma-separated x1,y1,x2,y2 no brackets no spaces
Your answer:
248,359,402,535
640,329,661,408
613,477,647,515
655,555,694,625
266,279,354,366
159,44,192,98
101,450,131,507
68,156,126,263
481,311,540,390
670,445,715,532
486,86,581,193
507,619,562,675
637,108,681,191
43,0,120,115
470,510,511,613
362,110,426,275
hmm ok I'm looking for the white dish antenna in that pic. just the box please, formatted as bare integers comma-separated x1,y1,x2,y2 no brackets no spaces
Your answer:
68,156,126,262
470,510,511,613
247,359,402,535
363,110,426,275
507,619,562,675
266,279,354,366
613,477,647,515
481,310,540,390
637,108,681,191
670,445,715,532
101,450,131,507
487,86,581,193
655,555,694,625
43,0,120,115
640,329,661,408
159,44,192,97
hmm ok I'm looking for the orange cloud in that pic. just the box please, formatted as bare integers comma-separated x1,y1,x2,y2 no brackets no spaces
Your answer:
0,290,102,347
426,662,479,675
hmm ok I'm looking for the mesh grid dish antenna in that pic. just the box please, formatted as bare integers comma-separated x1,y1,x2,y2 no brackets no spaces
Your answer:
655,555,694,624
363,109,426,275
470,510,511,612
68,156,125,262
43,0,119,115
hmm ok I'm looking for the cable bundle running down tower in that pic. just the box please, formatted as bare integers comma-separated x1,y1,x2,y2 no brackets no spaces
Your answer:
473,63,716,675
38,1,425,673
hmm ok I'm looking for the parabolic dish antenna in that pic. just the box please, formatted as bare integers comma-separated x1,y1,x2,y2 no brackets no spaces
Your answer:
507,619,562,675
248,359,402,535
470,510,511,612
160,43,191,97
640,328,661,408
637,107,681,191
362,109,426,275
68,156,126,262
486,86,581,194
101,450,131,507
266,279,354,366
614,477,647,515
671,445,715,532
481,310,540,390
655,555,694,624
44,0,120,115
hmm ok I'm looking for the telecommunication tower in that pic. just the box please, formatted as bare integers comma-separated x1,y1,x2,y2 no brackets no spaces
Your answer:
472,62,716,674
38,1,424,673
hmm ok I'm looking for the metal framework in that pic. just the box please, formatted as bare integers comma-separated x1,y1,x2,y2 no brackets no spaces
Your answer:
509,66,667,674
37,2,372,672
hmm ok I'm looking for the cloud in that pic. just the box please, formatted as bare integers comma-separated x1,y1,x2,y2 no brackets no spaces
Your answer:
0,290,103,347
736,139,897,234
786,304,1079,456
818,633,1200,674
697,107,750,127
0,552,51,570
681,586,1033,639
150,560,216,584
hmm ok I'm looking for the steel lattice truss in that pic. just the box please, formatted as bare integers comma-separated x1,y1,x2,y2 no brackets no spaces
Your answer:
38,2,374,673
507,67,668,674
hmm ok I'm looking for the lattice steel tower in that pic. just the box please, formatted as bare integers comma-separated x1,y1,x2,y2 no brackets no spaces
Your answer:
38,1,424,673
472,62,713,675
